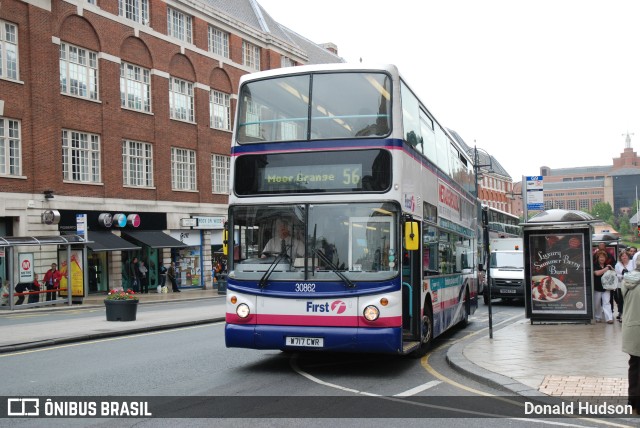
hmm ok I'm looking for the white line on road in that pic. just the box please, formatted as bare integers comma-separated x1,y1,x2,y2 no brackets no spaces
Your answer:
393,380,441,396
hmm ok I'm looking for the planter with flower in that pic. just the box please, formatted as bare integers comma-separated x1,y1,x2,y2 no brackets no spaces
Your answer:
104,288,139,321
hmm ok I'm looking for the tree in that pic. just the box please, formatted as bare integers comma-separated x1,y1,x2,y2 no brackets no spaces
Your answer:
590,202,613,221
618,214,631,236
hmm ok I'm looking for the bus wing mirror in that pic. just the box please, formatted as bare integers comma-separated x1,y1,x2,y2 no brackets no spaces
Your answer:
222,228,229,256
404,221,419,251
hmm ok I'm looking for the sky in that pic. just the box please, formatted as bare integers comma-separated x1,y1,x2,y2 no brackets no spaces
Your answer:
257,0,640,180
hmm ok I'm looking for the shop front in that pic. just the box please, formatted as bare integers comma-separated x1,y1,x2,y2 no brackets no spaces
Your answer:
169,230,203,288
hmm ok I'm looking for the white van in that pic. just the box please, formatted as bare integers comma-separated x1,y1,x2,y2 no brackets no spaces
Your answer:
484,238,524,304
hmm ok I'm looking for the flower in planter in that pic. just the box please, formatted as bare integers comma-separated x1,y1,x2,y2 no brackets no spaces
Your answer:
105,288,139,301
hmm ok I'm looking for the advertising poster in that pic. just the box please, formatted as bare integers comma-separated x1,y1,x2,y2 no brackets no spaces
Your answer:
58,250,85,297
528,233,588,315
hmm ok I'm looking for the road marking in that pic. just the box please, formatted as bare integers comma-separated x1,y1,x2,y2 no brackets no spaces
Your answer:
290,354,380,396
393,380,441,396
0,322,222,358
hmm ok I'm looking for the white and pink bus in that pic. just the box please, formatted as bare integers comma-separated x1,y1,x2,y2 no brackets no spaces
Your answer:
225,64,478,355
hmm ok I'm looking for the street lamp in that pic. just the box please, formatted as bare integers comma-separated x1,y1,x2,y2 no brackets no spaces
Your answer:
469,144,495,339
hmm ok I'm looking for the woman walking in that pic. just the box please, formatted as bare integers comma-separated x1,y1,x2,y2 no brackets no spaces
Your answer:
621,264,640,415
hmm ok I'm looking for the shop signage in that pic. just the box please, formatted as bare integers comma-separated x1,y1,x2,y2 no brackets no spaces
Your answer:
127,214,141,227
113,214,127,228
19,253,34,282
76,214,87,237
180,218,198,228
41,210,61,225
169,230,201,246
192,216,225,229
98,213,113,228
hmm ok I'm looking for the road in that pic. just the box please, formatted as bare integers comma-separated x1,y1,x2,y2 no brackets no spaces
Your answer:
1,300,619,427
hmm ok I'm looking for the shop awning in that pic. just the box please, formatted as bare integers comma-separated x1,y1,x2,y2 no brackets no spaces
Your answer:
86,231,141,252
122,231,187,249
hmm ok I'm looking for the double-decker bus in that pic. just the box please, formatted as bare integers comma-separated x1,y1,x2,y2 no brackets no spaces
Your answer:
487,207,521,239
224,64,478,356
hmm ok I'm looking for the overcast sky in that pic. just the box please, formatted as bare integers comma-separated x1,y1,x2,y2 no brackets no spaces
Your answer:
257,0,640,180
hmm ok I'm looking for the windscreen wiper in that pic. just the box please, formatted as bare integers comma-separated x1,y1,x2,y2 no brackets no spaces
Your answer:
258,253,287,289
314,248,355,288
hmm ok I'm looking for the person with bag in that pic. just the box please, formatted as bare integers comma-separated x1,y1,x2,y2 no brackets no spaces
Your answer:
621,263,640,415
129,257,140,293
616,249,634,322
28,273,41,304
43,263,62,301
138,260,148,294
593,250,615,323
158,262,167,293
168,261,180,292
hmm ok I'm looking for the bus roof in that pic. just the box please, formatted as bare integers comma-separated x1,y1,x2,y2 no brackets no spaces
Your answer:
238,63,400,84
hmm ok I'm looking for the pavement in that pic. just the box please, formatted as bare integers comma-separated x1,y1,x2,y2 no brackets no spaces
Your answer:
0,291,631,400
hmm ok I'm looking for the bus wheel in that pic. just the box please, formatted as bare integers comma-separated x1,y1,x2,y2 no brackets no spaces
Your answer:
459,288,470,327
411,303,433,358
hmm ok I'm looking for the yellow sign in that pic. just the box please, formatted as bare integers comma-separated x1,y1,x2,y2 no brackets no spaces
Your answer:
59,250,84,297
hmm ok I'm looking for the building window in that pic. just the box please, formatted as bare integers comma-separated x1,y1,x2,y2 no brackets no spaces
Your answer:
62,129,101,183
167,7,192,43
0,117,20,176
555,200,565,209
567,200,577,210
171,147,196,190
0,21,18,80
169,77,194,122
210,90,231,130
59,42,98,100
120,62,151,112
281,55,294,68
592,199,601,205
544,200,553,210
242,41,261,70
118,0,149,25
579,199,589,210
208,25,229,58
211,154,230,194
122,140,153,187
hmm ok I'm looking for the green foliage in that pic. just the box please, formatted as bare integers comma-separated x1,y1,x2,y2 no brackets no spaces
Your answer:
590,202,613,220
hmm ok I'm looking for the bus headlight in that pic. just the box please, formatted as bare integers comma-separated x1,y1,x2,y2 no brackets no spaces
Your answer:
363,305,380,321
236,303,250,318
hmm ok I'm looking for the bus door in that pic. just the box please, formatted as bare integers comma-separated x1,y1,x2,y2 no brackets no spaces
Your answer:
402,221,422,340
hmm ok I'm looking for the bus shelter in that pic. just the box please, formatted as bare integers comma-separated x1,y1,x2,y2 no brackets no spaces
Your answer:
0,235,88,310
522,209,597,323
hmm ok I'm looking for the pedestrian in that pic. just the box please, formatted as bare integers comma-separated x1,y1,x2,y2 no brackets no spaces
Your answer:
129,257,140,293
28,273,41,304
138,260,148,294
159,262,167,287
621,263,640,415
615,249,633,322
593,250,615,323
43,263,62,301
168,261,180,292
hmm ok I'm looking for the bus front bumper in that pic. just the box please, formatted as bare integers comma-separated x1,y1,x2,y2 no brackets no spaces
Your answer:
225,324,402,354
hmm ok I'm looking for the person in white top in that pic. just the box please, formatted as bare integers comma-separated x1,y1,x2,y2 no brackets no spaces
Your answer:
632,248,639,271
616,250,635,322
262,219,304,259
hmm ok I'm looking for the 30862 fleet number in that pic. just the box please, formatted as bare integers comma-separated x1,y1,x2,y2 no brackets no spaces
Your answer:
295,283,316,292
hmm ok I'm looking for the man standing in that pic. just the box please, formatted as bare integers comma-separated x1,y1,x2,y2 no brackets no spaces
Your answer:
129,257,140,293
168,261,180,292
43,263,62,301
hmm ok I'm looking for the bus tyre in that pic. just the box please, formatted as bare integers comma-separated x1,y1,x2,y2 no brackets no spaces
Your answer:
459,288,470,327
411,303,433,358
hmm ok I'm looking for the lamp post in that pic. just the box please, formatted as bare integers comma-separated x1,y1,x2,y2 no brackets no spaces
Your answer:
470,145,495,339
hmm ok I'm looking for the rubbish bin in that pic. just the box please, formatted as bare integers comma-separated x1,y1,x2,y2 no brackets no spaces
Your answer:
217,274,227,295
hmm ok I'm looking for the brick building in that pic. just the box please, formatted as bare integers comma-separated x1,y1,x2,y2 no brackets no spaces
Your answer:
0,0,341,297
538,134,640,216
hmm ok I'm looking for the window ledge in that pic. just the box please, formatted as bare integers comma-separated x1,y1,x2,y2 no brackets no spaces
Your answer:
123,184,156,190
170,117,197,125
61,93,102,104
121,106,154,116
210,126,232,133
172,188,199,193
63,180,104,186
0,174,27,180
0,76,24,85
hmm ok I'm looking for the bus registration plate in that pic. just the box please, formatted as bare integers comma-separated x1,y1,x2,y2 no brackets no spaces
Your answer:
286,336,324,347
500,289,516,294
